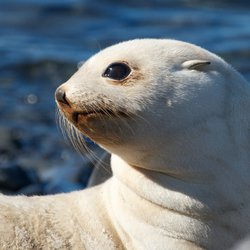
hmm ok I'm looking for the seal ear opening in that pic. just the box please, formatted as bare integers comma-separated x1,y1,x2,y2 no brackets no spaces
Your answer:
182,60,211,70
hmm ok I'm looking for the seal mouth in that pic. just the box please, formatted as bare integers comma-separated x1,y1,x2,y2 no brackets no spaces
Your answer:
72,109,130,123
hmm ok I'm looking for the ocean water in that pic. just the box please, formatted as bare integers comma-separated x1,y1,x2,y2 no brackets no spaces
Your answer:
0,0,250,194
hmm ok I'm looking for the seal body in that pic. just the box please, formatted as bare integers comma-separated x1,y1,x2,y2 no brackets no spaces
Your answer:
0,184,123,249
1,39,250,249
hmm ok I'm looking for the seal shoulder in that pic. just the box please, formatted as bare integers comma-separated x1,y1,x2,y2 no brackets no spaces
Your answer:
0,182,122,250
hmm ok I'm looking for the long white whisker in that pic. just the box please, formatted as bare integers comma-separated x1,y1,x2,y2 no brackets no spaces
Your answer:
56,107,112,176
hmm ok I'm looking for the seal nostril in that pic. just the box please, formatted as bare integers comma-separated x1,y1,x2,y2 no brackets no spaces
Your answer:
56,88,69,106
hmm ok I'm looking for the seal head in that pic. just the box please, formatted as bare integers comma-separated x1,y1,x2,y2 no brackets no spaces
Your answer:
56,39,249,178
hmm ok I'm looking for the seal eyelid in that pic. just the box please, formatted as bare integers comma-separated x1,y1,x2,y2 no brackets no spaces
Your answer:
102,62,131,81
181,60,211,70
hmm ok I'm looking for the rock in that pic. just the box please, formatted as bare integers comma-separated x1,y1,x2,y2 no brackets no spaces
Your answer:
0,126,19,152
78,164,93,186
232,236,250,249
43,179,83,194
0,163,38,191
18,184,44,196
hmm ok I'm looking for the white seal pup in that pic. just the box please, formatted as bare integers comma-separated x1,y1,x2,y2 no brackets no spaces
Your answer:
1,39,250,249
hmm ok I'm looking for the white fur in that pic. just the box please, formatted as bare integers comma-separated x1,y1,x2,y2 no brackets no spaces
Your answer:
1,39,250,249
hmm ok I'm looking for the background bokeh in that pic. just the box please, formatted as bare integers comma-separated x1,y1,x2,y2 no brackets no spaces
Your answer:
0,0,250,195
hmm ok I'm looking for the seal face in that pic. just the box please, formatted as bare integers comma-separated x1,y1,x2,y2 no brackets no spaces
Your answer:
55,38,230,167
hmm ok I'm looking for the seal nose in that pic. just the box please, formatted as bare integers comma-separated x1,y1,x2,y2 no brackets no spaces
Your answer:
55,87,69,106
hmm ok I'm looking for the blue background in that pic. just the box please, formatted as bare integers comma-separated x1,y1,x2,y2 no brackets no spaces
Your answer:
0,0,249,195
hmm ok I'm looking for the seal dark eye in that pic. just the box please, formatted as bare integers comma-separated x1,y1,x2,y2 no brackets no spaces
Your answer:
102,63,131,80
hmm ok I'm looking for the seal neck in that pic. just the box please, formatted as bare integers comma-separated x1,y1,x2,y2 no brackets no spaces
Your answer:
111,154,225,216
110,154,249,248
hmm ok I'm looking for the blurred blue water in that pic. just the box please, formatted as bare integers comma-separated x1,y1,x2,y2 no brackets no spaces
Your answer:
1,0,250,66
0,0,249,194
